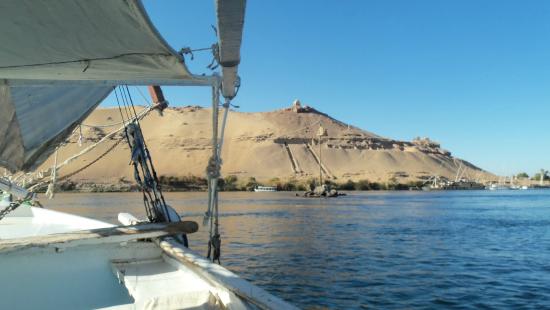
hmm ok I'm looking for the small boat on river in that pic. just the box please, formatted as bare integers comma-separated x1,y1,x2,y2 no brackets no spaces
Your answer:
254,186,277,192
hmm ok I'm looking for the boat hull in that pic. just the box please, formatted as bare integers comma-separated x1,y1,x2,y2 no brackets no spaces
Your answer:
0,205,295,309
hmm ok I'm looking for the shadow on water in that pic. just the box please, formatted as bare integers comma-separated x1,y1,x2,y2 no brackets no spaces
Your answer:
45,190,550,309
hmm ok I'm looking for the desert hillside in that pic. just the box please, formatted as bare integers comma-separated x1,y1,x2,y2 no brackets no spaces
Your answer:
36,101,495,188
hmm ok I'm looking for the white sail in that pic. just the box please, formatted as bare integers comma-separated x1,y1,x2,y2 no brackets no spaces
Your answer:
0,85,112,172
0,0,194,82
0,0,247,172
0,0,198,172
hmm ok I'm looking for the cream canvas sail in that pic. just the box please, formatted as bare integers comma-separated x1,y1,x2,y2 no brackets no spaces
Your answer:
0,0,245,172
0,0,196,172
0,85,112,172
0,0,193,82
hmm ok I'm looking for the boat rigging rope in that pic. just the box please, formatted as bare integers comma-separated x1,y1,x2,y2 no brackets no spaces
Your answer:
204,81,231,264
179,45,215,61
80,119,133,128
80,88,151,128
25,106,154,192
0,52,175,70
45,148,59,199
78,125,83,147
61,139,123,181
115,85,189,247
29,139,124,192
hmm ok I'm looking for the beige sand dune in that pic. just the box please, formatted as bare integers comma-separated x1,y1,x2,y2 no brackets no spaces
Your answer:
35,101,495,187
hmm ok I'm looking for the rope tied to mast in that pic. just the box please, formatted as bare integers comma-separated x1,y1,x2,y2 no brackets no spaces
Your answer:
25,106,154,193
206,156,221,179
115,85,189,247
78,125,83,147
205,79,232,264
45,148,59,199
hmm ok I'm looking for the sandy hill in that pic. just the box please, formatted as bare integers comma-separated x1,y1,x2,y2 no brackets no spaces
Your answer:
36,101,494,187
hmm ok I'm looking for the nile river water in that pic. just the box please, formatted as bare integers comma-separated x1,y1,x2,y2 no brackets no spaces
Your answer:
46,190,550,309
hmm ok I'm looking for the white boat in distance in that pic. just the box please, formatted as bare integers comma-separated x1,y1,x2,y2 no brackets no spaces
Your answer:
0,1,295,309
254,186,278,192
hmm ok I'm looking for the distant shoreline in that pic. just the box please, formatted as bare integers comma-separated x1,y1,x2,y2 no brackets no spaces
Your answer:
38,177,541,194
41,179,434,193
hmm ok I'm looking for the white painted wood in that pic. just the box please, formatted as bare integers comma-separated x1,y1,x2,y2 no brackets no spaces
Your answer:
0,221,198,254
118,213,140,226
159,237,298,310
0,241,160,309
111,258,227,309
0,206,113,239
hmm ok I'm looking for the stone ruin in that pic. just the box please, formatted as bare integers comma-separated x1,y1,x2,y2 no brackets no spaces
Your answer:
412,137,451,156
289,99,314,113
412,137,441,148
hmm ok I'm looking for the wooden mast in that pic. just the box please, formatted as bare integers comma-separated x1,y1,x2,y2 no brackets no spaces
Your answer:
147,85,168,114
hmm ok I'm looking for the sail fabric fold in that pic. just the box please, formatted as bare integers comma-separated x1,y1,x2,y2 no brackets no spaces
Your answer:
216,0,246,99
0,0,196,172
0,86,112,172
0,0,247,172
0,0,193,82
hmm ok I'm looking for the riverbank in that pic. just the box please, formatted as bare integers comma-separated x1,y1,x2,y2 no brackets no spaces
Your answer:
39,177,426,193
38,175,543,193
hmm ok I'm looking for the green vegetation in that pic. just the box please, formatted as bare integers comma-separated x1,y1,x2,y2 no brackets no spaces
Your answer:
220,175,239,191
266,177,307,191
338,179,356,190
244,177,258,191
128,175,429,192
338,179,387,190
354,179,372,190
516,172,529,179
55,174,436,193
158,175,208,191
531,172,550,181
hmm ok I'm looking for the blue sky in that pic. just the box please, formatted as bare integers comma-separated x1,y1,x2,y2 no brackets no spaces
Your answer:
104,1,550,176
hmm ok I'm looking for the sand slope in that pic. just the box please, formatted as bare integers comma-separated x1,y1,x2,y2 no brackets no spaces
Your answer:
36,104,495,185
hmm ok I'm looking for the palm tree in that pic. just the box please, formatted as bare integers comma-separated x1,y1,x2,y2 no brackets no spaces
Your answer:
540,169,548,186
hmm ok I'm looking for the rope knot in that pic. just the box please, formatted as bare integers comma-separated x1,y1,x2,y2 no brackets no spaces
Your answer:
206,156,221,179
208,233,221,264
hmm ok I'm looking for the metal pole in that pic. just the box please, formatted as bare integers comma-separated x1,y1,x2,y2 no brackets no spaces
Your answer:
208,83,220,224
319,136,322,186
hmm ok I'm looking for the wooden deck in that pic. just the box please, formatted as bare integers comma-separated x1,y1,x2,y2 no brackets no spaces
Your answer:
0,221,198,254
